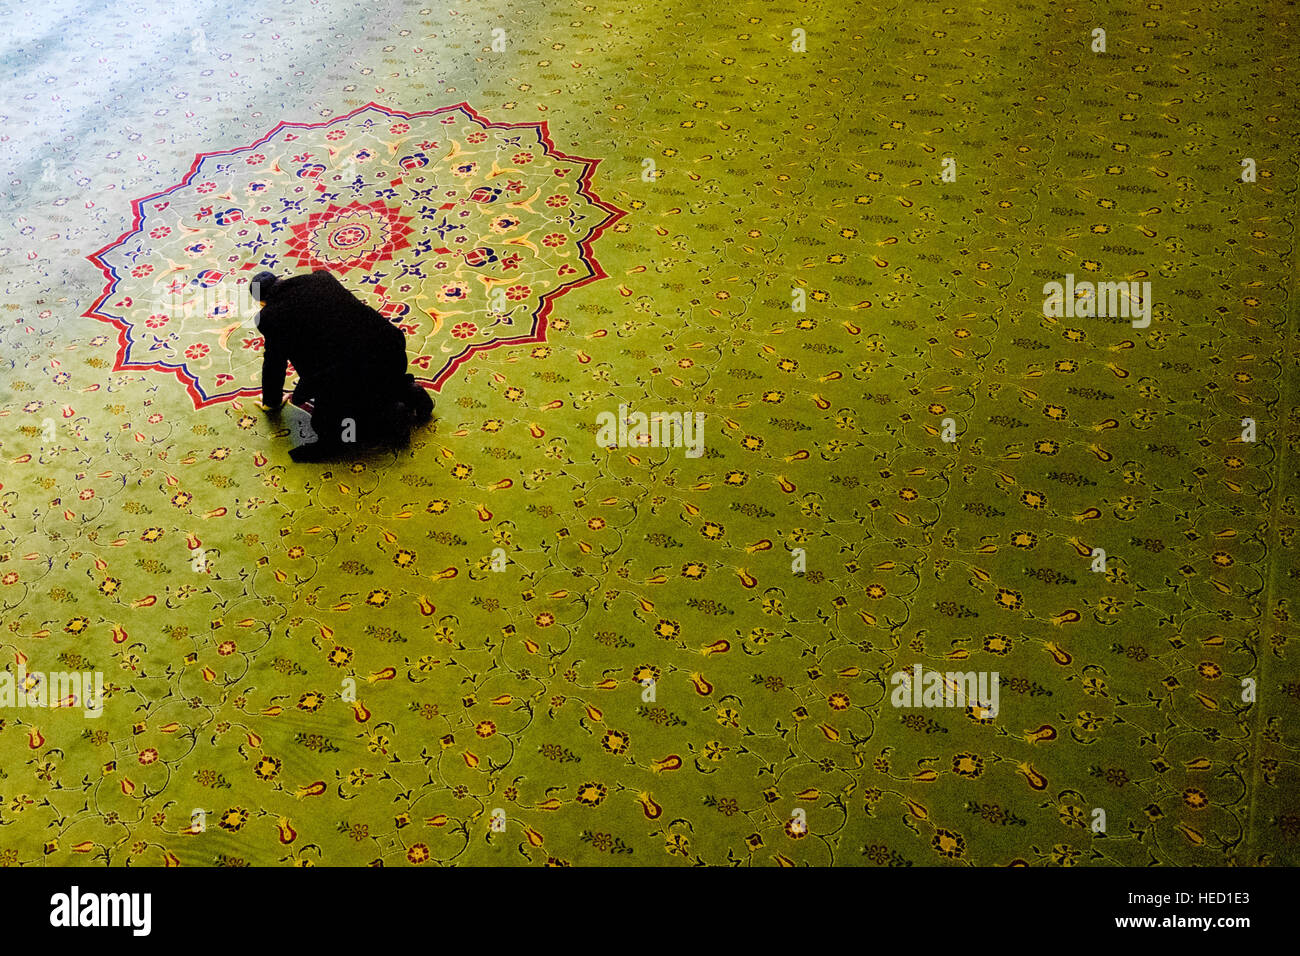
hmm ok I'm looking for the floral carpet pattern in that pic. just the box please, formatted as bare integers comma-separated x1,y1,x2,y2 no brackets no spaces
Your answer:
85,102,623,406
0,0,1297,867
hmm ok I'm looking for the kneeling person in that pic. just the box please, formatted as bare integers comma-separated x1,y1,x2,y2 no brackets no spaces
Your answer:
251,270,433,461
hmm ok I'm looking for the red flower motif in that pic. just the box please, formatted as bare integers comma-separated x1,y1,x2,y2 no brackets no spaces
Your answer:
282,199,415,275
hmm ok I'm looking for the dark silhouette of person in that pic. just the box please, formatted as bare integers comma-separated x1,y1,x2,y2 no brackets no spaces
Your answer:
251,270,433,461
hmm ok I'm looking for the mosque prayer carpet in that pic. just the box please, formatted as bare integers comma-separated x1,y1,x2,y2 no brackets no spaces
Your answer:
0,0,1295,866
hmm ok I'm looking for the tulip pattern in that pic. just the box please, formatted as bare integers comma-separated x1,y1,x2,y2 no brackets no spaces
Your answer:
0,0,1296,867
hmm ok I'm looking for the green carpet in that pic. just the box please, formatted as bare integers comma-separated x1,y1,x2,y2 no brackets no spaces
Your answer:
0,0,1296,866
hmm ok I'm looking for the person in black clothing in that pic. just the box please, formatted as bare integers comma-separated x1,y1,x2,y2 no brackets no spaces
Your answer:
251,270,434,462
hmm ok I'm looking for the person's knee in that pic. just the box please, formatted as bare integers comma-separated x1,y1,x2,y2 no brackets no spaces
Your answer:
310,407,348,446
